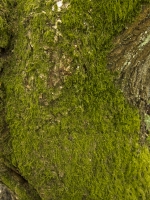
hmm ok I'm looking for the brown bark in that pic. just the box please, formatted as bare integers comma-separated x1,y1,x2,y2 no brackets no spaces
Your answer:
107,5,150,143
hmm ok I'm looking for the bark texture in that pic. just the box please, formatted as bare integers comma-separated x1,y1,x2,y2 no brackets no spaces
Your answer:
0,182,17,200
108,5,150,143
1,1,150,199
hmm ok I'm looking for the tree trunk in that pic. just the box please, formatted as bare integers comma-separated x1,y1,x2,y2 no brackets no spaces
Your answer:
107,5,150,143
1,1,150,200
0,182,17,200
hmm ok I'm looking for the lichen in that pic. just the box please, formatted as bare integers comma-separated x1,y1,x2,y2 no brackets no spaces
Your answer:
145,114,150,131
139,32,150,49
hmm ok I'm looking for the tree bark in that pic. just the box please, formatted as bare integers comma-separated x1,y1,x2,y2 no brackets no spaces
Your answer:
1,1,150,199
0,182,17,200
107,5,150,144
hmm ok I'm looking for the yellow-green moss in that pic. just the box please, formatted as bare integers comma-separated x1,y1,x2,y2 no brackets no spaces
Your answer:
1,0,150,199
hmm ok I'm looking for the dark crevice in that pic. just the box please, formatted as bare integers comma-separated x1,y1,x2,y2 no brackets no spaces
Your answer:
0,48,7,55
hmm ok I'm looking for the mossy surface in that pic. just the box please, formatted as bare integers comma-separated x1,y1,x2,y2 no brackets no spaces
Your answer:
1,0,150,199
0,2,9,48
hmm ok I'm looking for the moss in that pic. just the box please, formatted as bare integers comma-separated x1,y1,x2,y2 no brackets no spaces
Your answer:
1,0,150,199
0,1,10,48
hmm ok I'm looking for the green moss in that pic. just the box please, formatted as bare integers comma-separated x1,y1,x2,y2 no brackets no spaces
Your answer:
0,1,10,48
1,0,150,199
0,16,8,47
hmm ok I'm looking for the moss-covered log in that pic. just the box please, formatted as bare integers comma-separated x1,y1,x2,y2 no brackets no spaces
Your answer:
1,1,150,199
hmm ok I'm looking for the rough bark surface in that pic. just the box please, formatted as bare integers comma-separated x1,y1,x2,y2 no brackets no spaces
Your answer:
0,183,17,200
107,5,150,143
1,2,150,199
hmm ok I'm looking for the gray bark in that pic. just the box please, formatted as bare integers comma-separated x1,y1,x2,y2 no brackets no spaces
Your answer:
0,182,17,200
